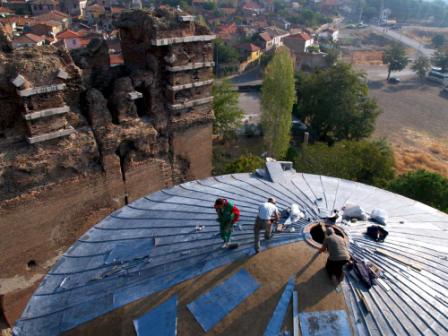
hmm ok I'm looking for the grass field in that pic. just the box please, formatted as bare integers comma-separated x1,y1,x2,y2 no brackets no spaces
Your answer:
369,78,448,177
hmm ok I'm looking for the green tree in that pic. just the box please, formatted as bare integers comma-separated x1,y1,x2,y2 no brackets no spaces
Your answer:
388,170,448,213
261,48,296,159
297,63,380,143
213,38,239,66
432,34,446,49
224,154,264,173
289,140,395,186
432,50,448,72
212,79,244,136
411,55,431,81
383,43,409,80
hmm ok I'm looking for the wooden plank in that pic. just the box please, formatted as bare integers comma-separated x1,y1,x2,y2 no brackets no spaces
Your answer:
151,34,215,46
375,248,422,271
376,278,391,292
293,291,299,336
166,62,214,72
17,84,66,97
354,288,371,314
26,126,75,144
167,96,213,110
23,105,69,120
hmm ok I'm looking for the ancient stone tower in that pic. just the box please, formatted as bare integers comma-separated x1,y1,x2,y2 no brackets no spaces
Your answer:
0,9,214,325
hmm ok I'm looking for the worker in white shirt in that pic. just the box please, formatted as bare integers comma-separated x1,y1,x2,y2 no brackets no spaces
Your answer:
254,197,280,253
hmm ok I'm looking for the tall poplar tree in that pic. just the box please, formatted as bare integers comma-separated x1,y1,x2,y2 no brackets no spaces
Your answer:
261,48,296,159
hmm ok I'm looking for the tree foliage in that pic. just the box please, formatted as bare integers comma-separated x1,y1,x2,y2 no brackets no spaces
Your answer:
213,38,239,65
411,55,431,81
261,48,296,159
212,79,244,136
432,50,448,72
224,154,265,174
383,43,409,80
388,170,448,213
432,34,446,49
296,63,380,143
360,0,448,25
288,140,395,186
283,8,331,28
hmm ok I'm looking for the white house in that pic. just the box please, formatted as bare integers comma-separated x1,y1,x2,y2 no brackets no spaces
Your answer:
319,28,339,42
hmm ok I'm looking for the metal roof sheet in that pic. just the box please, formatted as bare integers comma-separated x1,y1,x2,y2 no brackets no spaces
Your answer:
13,172,448,335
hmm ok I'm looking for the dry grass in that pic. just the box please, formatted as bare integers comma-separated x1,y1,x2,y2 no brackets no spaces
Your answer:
390,129,448,177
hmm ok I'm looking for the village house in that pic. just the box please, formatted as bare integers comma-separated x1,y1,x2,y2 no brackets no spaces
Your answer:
12,32,45,48
0,16,35,34
35,10,71,29
318,27,339,42
239,42,261,63
28,20,63,36
59,0,87,17
2,0,31,15
256,31,273,51
216,22,237,42
29,0,59,16
84,3,105,24
0,6,14,17
283,32,314,53
55,28,91,49
263,26,289,48
242,0,264,15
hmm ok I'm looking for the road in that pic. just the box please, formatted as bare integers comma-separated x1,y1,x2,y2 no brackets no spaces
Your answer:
370,25,435,58
230,64,262,86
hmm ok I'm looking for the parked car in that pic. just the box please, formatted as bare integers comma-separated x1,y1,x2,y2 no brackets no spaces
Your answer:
388,77,400,84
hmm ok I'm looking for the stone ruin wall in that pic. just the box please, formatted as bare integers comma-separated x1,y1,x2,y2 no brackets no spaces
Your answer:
0,9,214,325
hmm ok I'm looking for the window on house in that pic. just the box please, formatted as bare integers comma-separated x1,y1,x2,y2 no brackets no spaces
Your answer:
38,4,42,10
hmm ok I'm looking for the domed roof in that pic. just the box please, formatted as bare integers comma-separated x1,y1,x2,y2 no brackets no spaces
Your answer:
14,166,448,335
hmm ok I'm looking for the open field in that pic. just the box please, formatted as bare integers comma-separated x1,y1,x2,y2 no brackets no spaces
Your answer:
369,79,448,177
401,26,448,46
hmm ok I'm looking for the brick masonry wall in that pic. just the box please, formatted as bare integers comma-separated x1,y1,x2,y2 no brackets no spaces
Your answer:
172,123,213,180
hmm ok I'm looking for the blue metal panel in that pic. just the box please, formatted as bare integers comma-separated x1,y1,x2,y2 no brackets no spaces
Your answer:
133,295,177,336
300,310,351,336
104,238,154,265
264,277,295,336
187,268,259,332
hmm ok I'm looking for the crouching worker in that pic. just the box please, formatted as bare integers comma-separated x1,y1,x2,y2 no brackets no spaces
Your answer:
214,198,240,248
254,197,280,253
319,227,350,286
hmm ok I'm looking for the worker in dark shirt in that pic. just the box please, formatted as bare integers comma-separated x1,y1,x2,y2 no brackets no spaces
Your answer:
319,226,350,285
214,198,240,248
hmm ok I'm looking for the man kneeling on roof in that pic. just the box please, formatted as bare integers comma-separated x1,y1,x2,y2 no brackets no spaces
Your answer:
254,197,280,253
214,198,240,248
319,226,350,286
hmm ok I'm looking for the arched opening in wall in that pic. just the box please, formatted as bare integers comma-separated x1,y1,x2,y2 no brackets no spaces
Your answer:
115,140,136,182
134,84,151,119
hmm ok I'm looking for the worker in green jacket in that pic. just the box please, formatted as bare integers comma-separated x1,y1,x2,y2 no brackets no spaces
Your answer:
214,198,240,248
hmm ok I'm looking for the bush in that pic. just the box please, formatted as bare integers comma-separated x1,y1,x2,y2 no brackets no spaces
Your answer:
388,170,448,213
289,140,395,186
224,154,265,174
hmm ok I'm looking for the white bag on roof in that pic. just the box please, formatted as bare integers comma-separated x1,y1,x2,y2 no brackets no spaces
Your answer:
343,203,367,220
284,203,305,225
370,208,388,225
